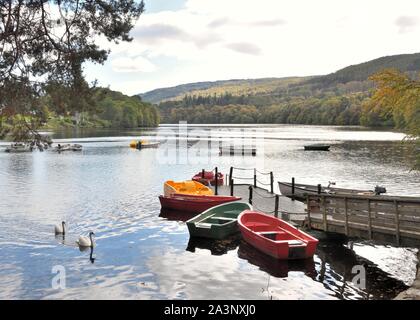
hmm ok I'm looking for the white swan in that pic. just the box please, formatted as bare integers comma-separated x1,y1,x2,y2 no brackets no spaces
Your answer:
77,232,95,248
54,221,66,235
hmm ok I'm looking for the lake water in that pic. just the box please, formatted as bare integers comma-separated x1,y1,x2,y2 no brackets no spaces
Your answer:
0,124,418,300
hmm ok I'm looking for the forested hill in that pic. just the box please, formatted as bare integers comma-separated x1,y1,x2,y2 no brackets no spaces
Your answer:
140,52,420,127
139,77,307,104
309,53,420,87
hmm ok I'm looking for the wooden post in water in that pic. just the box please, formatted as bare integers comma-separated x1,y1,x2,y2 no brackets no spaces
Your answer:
202,169,205,178
306,194,311,230
253,169,257,188
367,199,372,240
292,177,295,201
270,172,274,193
344,197,349,236
229,167,233,184
317,184,321,194
274,195,279,218
395,200,400,246
230,179,234,196
214,167,218,195
248,186,253,205
322,196,327,231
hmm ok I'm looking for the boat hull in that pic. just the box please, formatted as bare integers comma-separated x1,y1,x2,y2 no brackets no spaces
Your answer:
238,211,318,260
159,194,242,214
278,181,375,201
304,144,330,151
5,148,32,153
53,144,82,152
187,202,252,239
192,171,224,186
130,140,160,149
139,142,160,149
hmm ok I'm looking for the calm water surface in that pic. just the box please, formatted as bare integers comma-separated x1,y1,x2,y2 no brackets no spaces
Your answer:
0,124,418,299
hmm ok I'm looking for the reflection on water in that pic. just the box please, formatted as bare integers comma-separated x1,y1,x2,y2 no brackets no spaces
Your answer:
0,125,418,299
237,241,317,280
315,241,409,300
186,234,242,256
159,209,197,222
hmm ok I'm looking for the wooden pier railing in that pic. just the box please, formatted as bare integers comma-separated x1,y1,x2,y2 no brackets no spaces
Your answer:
306,193,420,247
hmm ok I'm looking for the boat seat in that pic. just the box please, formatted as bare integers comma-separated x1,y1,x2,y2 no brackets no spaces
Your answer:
287,240,305,246
195,223,212,229
212,217,236,221
257,231,286,235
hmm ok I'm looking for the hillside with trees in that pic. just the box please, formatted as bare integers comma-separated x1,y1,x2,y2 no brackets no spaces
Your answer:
44,88,160,129
143,53,420,128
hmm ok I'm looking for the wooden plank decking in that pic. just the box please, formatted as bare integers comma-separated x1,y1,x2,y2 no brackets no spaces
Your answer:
304,193,420,247
216,184,306,221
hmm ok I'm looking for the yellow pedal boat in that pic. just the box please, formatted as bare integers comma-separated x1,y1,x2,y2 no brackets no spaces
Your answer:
130,140,160,149
164,180,214,197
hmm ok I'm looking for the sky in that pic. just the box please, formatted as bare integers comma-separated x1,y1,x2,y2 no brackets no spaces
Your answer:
84,0,420,96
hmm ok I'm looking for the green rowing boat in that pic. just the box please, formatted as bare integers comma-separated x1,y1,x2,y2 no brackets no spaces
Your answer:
186,202,252,239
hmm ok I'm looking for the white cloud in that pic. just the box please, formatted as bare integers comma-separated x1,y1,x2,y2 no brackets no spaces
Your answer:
395,16,419,33
226,42,261,56
111,56,157,73
86,0,420,95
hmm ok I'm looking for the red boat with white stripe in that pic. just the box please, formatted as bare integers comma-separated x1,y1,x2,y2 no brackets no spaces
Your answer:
159,194,241,214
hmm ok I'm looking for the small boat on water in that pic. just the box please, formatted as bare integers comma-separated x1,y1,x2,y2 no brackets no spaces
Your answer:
192,171,224,186
304,144,330,151
238,211,319,260
164,180,213,197
278,181,385,201
159,194,242,214
5,143,32,153
53,144,82,152
187,202,252,239
130,140,160,149
219,146,256,156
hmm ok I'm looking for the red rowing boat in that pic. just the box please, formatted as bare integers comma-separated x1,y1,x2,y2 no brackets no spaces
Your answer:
159,194,241,214
238,211,318,260
192,171,224,186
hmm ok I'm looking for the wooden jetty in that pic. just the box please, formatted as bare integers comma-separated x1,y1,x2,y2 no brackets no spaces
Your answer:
216,167,420,247
217,184,306,219
304,193,420,247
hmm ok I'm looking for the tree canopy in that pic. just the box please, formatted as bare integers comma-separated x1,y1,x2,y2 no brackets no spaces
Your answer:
0,0,144,144
364,69,420,169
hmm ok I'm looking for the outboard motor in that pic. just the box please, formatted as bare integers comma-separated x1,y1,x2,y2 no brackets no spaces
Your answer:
374,185,387,195
327,181,336,188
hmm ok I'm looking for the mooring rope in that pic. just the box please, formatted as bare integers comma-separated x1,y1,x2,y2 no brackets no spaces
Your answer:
231,176,254,180
256,179,271,186
252,203,276,214
255,169,271,175
231,167,254,171
252,187,278,199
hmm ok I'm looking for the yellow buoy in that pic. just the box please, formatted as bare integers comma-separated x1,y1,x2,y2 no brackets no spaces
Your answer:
129,141,138,148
